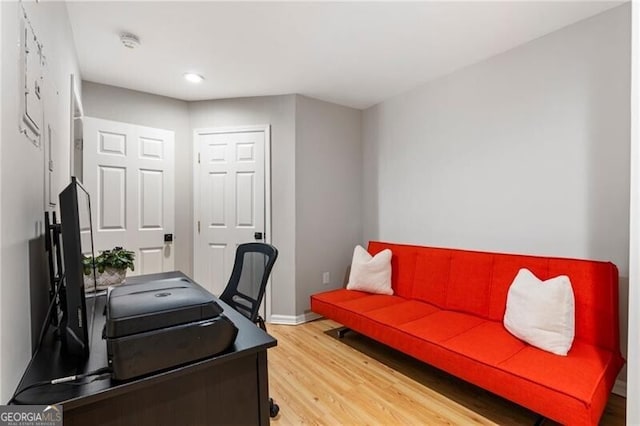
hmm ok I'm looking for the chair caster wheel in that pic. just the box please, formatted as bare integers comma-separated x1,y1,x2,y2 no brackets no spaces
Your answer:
269,398,279,418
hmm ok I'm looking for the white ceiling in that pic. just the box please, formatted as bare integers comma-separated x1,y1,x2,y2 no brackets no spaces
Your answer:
66,1,624,110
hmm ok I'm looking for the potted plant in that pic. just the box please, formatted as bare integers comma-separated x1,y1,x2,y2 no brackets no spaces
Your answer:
83,246,135,291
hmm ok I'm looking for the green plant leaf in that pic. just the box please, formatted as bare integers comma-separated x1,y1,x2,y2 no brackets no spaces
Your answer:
89,246,135,273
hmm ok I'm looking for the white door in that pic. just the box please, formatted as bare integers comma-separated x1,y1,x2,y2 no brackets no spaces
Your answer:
83,117,175,275
194,126,269,297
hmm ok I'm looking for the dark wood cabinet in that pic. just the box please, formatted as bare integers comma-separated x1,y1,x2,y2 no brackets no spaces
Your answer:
14,273,277,426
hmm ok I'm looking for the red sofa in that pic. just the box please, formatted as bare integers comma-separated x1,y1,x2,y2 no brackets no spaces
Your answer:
310,241,624,425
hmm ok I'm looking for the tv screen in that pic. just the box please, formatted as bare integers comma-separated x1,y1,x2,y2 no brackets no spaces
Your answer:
59,177,97,358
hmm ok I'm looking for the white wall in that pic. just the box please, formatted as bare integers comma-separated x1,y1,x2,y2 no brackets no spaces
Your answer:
81,82,192,274
189,96,297,316
295,95,362,315
363,3,630,385
0,1,80,401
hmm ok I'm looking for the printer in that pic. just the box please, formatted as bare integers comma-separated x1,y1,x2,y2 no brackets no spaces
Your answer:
104,275,238,381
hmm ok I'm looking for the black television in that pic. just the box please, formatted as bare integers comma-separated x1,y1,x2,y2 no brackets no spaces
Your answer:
59,176,97,358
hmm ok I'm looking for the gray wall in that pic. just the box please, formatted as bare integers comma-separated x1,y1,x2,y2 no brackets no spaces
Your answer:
81,82,192,274
189,96,298,316
295,95,362,314
80,90,365,319
363,4,630,384
0,1,3,399
0,1,80,401
628,2,640,419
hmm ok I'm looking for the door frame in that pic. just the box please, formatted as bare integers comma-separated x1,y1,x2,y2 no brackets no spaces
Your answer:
193,125,273,321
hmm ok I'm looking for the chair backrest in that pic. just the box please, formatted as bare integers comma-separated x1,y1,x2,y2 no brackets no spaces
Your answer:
219,243,278,323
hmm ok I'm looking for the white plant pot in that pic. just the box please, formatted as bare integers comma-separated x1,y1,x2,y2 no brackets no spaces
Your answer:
84,267,126,291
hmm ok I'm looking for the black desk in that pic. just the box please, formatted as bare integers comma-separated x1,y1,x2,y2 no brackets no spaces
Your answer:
15,271,277,425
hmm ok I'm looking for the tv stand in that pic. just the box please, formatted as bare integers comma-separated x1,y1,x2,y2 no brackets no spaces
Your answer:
14,272,277,426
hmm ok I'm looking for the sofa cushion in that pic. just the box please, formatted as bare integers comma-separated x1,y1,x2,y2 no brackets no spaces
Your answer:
346,245,393,295
337,294,405,313
498,341,615,405
443,321,526,366
446,251,493,317
548,259,619,353
369,242,417,298
399,310,486,343
504,268,575,356
363,300,439,327
310,289,370,328
488,255,549,321
312,288,369,305
310,290,406,333
412,250,451,308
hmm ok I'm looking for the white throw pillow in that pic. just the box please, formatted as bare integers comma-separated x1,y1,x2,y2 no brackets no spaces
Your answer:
503,268,575,356
346,245,393,295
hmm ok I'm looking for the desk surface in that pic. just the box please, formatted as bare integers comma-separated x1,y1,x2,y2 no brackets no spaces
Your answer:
15,271,277,409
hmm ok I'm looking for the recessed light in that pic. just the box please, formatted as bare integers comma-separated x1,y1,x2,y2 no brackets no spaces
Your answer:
184,73,204,83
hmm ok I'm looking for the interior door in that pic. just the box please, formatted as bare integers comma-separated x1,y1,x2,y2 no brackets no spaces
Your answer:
194,127,267,296
83,117,175,275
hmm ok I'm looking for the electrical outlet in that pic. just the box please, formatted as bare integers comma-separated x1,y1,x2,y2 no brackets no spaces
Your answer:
322,272,330,285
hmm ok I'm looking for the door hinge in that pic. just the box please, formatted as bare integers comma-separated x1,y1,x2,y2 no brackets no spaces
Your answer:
197,221,200,233
198,153,200,164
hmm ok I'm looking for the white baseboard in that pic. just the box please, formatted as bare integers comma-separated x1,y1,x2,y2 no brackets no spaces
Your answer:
613,379,627,397
269,312,321,325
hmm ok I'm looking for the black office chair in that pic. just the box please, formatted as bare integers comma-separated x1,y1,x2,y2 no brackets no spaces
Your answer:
219,242,280,418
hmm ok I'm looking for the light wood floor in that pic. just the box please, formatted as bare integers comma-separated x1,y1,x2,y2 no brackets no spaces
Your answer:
267,319,625,425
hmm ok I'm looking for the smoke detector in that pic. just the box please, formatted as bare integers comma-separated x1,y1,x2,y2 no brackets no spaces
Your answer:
120,33,141,49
